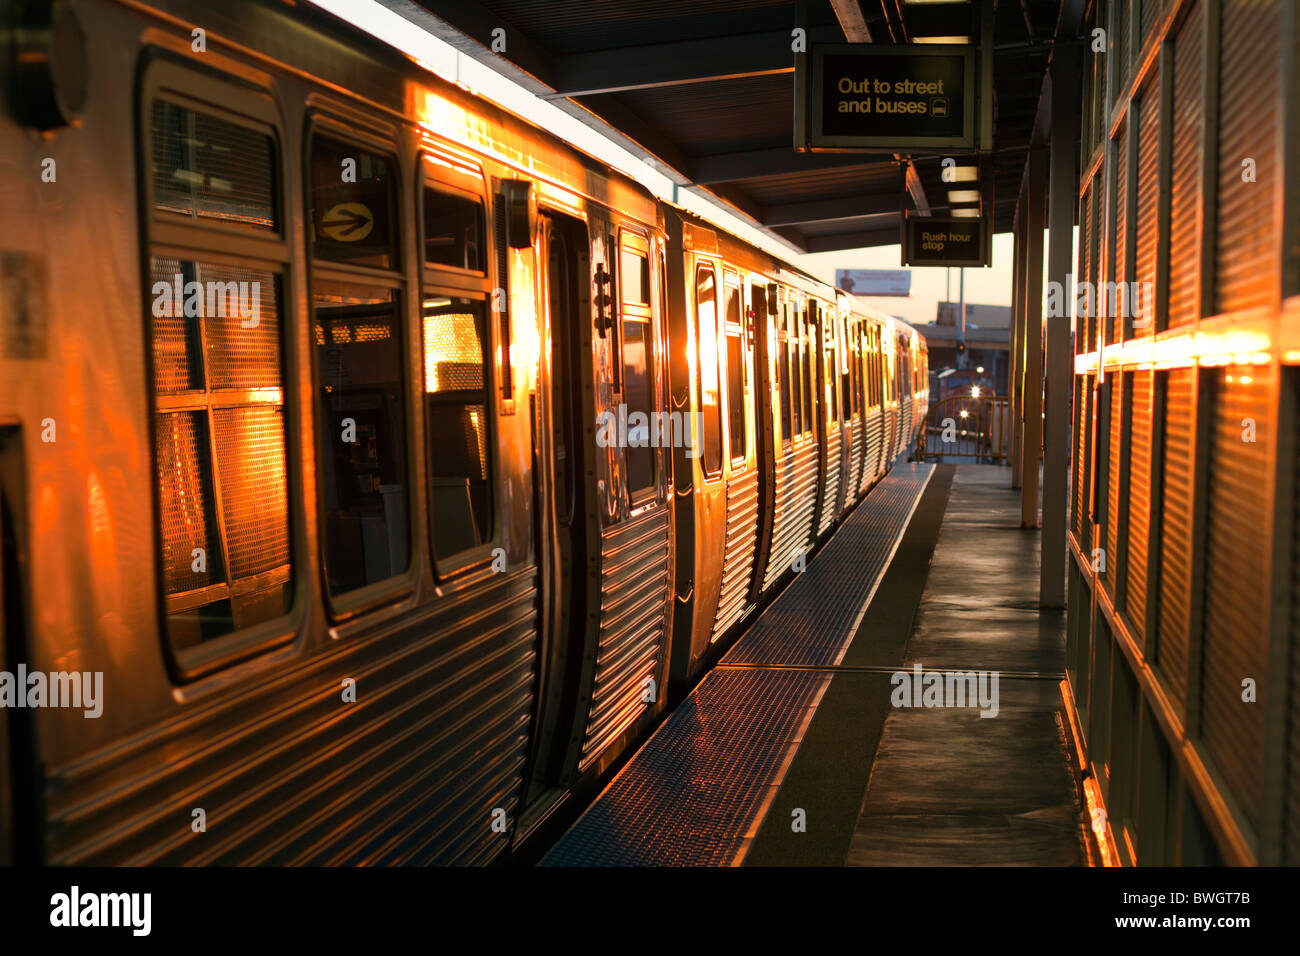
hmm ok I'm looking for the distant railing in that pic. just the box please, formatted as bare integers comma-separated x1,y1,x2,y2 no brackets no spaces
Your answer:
918,393,1009,464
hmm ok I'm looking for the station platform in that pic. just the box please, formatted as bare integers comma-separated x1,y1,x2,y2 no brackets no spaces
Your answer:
540,464,1092,867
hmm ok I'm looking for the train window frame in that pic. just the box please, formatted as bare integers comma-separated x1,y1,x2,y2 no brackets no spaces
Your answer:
419,284,498,570
695,258,724,480
823,307,839,427
305,119,420,618
418,155,501,576
777,294,792,446
620,228,658,504
139,59,302,681
798,305,814,440
723,270,747,467
419,154,488,277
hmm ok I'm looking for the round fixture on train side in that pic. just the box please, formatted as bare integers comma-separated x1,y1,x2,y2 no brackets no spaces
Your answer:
11,0,87,131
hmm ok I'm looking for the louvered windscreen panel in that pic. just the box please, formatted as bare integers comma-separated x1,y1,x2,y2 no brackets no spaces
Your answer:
1156,368,1194,710
1141,0,1163,46
1200,366,1272,830
1073,376,1087,540
1112,125,1129,345
1079,181,1093,352
1168,0,1203,328
1081,375,1094,552
1214,0,1280,315
1288,412,1300,864
1135,85,1159,337
1091,185,1104,350
1092,28,1106,154
1106,377,1123,597
1125,370,1153,635
1115,0,1131,103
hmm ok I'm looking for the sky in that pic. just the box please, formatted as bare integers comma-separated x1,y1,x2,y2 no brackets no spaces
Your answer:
309,0,1029,329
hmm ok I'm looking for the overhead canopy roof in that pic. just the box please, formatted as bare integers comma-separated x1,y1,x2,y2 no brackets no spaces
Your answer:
386,0,1070,256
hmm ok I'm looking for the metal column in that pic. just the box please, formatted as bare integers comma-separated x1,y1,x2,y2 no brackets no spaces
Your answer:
1020,150,1046,528
1042,46,1081,606
1009,215,1024,487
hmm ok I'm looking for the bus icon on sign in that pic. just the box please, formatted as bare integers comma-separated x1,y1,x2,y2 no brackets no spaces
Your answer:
931,98,949,118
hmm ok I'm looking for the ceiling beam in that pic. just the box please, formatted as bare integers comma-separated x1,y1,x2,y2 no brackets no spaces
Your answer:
760,193,902,226
692,146,890,184
545,25,843,97
804,226,902,253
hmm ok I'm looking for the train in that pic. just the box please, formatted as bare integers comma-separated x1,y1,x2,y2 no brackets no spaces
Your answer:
0,0,925,865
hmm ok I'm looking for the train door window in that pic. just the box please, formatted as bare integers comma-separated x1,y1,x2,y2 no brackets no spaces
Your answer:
724,275,746,463
787,304,802,438
419,160,495,563
696,262,723,476
310,136,399,270
825,312,838,425
144,86,293,668
800,309,814,437
778,300,792,443
866,328,878,407
422,296,493,559
424,186,484,271
621,233,655,497
840,317,853,416
309,133,410,598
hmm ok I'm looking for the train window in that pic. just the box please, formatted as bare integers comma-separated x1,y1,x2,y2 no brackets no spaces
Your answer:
424,186,484,272
310,137,399,270
150,257,292,651
778,305,792,443
622,238,655,496
696,263,723,476
150,101,277,230
423,296,495,560
725,282,745,463
311,281,411,594
788,306,802,438
800,310,814,436
621,247,651,305
825,316,838,425
842,319,854,416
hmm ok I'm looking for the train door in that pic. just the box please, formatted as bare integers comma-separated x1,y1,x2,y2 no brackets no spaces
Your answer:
524,211,593,804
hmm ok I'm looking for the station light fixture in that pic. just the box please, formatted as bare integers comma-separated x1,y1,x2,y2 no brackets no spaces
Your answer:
946,165,979,182
947,189,980,203
913,36,972,43
951,208,980,217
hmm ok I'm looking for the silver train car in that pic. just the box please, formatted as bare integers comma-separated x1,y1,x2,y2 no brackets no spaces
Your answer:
0,0,925,865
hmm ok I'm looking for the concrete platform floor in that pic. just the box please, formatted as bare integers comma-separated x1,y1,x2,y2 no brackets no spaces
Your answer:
747,464,1089,866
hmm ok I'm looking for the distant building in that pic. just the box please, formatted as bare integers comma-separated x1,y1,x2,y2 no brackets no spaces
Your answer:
917,301,1010,401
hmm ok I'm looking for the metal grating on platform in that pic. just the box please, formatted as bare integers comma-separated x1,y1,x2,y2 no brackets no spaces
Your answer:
540,668,828,866
722,463,934,667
